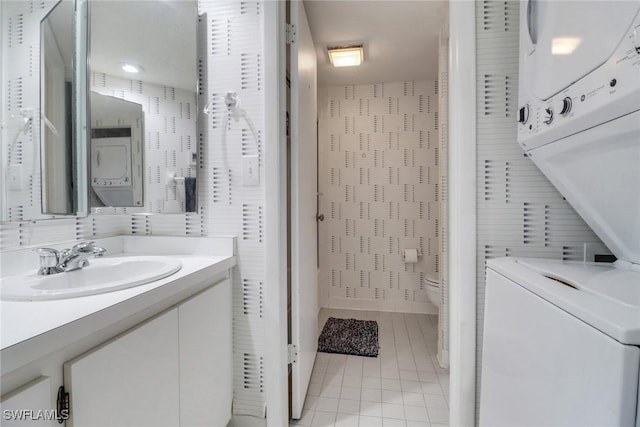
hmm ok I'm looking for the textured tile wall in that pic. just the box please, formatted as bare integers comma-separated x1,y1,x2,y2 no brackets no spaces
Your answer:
319,81,440,314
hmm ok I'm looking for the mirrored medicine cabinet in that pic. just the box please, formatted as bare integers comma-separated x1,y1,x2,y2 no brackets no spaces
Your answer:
0,0,200,222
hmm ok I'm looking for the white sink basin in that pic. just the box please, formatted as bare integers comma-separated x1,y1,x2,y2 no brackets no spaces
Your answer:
0,256,182,301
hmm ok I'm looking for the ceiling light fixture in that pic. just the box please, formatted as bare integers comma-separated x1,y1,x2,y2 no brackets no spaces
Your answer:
328,46,364,67
121,63,142,74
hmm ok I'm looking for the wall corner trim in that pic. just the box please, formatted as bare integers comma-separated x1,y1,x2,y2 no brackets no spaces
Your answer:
448,2,477,426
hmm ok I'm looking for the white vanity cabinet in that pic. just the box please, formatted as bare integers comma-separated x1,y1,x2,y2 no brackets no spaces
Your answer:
63,279,232,427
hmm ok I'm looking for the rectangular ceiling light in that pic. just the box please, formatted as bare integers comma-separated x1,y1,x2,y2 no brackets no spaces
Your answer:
328,46,364,67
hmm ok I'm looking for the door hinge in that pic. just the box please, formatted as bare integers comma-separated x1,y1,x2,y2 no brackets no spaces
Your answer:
287,343,298,364
56,386,70,424
285,23,296,45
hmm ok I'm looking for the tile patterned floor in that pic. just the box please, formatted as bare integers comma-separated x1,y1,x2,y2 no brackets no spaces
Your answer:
290,309,449,427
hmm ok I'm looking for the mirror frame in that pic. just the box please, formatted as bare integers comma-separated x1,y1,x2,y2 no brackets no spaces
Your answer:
75,0,90,218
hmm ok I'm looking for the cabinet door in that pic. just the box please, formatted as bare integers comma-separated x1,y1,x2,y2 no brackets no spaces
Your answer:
64,309,180,427
179,279,232,427
0,376,56,426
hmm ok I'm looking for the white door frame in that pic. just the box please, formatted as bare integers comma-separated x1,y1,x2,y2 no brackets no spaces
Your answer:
448,1,477,426
263,1,289,426
264,1,479,426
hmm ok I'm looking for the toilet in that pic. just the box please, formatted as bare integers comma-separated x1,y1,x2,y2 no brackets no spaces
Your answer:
425,275,441,308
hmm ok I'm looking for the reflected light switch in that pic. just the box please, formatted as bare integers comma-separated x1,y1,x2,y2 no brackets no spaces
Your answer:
242,155,260,186
8,165,24,190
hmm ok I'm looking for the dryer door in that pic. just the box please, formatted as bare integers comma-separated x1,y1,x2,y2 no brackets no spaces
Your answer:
523,1,640,100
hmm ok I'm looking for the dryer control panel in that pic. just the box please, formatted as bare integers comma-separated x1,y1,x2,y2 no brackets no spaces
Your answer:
518,9,640,151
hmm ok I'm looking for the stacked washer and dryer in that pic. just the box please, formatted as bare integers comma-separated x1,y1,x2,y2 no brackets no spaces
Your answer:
480,1,640,426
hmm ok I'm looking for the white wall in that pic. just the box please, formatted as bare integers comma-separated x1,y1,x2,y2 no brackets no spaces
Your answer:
318,80,440,314
198,0,267,417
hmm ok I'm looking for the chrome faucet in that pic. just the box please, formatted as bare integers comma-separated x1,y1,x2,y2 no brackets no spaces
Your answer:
36,241,106,275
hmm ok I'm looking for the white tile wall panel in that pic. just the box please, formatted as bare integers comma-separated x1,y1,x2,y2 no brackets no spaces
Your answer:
474,0,605,418
319,81,440,314
199,0,266,417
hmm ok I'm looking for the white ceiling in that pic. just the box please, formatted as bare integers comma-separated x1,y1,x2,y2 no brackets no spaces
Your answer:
303,0,448,87
90,0,197,92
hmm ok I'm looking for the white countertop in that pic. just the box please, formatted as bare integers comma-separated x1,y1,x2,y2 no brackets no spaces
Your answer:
0,236,236,375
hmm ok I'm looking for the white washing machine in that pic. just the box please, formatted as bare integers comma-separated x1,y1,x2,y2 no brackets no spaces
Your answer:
480,1,640,425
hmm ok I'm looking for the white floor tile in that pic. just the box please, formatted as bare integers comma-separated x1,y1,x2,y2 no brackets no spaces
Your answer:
342,374,363,388
299,310,449,427
308,383,322,397
402,392,425,407
381,378,401,391
400,380,422,394
360,401,383,418
404,405,428,422
423,394,448,409
341,386,361,401
361,387,382,403
380,368,400,379
382,418,407,427
335,413,359,427
417,371,438,383
381,389,403,404
381,403,405,420
359,416,383,427
362,376,382,389
420,382,443,396
320,384,342,399
427,407,449,425
316,397,340,412
338,399,361,415
312,411,336,427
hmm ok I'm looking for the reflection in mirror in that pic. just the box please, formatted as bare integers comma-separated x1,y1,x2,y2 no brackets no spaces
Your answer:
89,0,198,214
90,93,144,207
41,0,74,215
1,0,85,222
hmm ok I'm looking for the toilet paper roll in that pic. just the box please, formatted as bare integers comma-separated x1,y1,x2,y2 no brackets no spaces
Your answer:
403,248,419,263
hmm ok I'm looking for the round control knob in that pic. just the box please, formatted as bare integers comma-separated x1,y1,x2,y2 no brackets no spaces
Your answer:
518,105,530,124
554,97,572,116
543,107,554,125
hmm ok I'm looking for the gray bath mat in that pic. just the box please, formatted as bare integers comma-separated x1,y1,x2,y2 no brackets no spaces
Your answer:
318,317,379,357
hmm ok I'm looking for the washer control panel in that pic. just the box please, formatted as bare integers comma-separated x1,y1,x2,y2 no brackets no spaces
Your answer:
518,19,640,150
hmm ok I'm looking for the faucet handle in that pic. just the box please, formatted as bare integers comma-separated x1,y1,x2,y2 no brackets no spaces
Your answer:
71,241,96,252
35,248,59,268
93,246,107,257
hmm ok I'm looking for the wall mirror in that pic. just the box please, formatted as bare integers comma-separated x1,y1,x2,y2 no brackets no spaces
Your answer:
89,0,199,214
1,0,88,222
0,0,199,223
